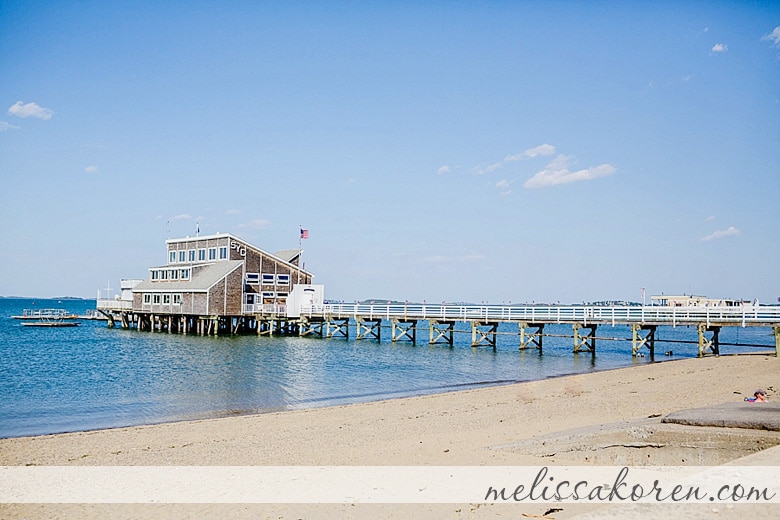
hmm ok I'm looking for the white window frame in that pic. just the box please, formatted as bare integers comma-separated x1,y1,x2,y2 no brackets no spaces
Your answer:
245,273,260,284
169,251,176,263
170,269,179,280
153,294,161,304
151,270,159,281
172,294,182,305
163,294,171,304
181,269,190,280
178,250,186,262
262,274,275,285
219,246,228,259
188,249,196,262
160,270,168,280
198,249,206,261
143,294,151,304
208,247,217,260
276,274,290,285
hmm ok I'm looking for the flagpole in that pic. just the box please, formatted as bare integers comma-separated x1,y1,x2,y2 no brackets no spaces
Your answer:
297,226,302,284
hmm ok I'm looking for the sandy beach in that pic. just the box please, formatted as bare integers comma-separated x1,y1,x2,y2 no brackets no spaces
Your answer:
2,353,779,519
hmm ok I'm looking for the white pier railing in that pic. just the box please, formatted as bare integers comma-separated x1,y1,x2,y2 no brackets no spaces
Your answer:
300,303,780,328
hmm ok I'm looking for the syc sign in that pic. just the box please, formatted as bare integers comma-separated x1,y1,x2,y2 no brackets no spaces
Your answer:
230,241,246,257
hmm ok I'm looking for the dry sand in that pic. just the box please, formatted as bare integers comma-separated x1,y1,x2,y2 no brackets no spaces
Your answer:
2,353,779,519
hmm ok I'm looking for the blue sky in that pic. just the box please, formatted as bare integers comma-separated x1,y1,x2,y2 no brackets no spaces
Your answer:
1,1,778,303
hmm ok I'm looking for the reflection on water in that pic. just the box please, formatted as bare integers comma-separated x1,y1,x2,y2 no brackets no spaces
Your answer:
0,299,774,438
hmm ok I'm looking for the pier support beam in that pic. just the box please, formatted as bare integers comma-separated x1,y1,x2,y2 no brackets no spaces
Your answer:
471,321,498,349
697,324,720,357
519,322,544,351
631,324,656,358
356,317,382,342
429,320,454,347
573,323,597,354
299,318,325,337
391,319,417,344
775,327,780,358
326,318,350,340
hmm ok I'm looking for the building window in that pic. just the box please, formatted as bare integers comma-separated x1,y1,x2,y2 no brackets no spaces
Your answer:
262,291,275,299
143,294,151,304
151,270,159,281
188,249,195,262
246,273,260,284
163,294,171,304
198,249,206,261
160,270,168,280
180,269,190,280
219,246,228,259
262,274,275,285
277,292,288,299
208,247,217,260
170,269,179,280
277,274,290,285
173,294,182,305
169,251,176,263
153,294,161,304
178,250,186,262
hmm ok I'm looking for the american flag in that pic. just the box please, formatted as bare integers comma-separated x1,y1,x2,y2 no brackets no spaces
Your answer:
300,229,309,239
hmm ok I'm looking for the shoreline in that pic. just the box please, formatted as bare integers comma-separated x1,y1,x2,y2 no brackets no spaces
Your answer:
2,354,779,518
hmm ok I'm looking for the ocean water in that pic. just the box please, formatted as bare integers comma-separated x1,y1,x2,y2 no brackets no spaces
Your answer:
0,298,774,439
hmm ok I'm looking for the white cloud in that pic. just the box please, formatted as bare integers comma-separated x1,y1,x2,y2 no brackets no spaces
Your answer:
495,179,512,196
711,43,728,53
524,155,616,188
236,219,271,230
518,143,556,159
475,144,556,174
437,165,451,174
0,121,19,131
170,213,191,221
704,215,715,222
85,165,98,174
763,26,780,47
702,226,741,242
225,209,241,215
7,101,53,120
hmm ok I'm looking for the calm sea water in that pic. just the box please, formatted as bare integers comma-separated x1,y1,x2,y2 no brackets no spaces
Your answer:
0,298,774,438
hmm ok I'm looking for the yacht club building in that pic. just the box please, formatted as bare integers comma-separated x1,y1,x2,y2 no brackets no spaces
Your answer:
99,233,323,334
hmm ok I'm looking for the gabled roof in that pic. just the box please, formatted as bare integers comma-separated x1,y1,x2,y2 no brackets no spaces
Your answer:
274,249,301,263
133,261,243,293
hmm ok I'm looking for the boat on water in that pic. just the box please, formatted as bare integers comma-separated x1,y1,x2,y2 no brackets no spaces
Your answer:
12,309,79,320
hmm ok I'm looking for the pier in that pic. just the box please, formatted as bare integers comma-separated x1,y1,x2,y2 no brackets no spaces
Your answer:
97,300,780,359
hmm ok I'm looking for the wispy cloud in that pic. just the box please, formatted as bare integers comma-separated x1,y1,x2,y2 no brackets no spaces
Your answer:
169,213,191,221
702,226,740,242
0,121,20,131
85,165,99,174
495,179,512,196
236,219,271,230
225,208,241,215
7,101,53,120
711,43,728,53
763,26,780,47
474,144,556,175
437,165,451,175
524,155,616,188
704,215,715,222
